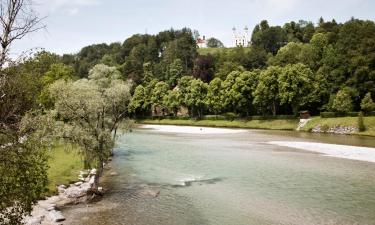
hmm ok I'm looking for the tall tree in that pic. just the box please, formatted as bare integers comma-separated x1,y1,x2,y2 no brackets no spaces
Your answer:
278,63,317,114
253,66,282,115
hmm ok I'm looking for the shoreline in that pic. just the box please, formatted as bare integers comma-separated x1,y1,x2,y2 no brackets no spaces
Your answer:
137,117,375,137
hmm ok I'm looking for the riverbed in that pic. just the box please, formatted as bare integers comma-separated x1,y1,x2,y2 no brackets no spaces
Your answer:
62,125,375,225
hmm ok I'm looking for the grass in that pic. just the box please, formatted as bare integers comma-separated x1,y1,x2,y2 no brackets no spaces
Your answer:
301,116,375,137
46,144,83,195
198,47,251,55
138,118,299,131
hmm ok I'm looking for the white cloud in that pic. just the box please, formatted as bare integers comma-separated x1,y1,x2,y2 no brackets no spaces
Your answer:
35,0,101,15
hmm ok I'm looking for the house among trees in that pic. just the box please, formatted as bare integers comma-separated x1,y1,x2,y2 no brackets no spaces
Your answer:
232,26,251,47
197,35,207,48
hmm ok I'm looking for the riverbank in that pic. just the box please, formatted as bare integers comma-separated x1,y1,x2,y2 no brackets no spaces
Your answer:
300,116,375,137
138,116,375,137
138,118,299,130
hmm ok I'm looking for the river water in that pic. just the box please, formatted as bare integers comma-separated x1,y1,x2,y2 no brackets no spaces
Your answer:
63,127,375,225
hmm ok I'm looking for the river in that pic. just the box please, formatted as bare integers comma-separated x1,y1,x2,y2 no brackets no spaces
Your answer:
63,126,375,225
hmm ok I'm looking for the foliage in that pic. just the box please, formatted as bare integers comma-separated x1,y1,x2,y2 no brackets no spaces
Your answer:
332,89,353,113
360,92,375,112
49,65,132,175
206,38,224,48
278,63,316,114
358,111,366,131
253,66,282,115
205,78,223,115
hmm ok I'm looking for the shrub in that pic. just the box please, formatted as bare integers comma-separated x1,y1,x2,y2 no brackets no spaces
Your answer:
358,112,366,132
221,112,237,121
320,112,336,118
347,112,360,117
361,92,375,112
332,90,353,113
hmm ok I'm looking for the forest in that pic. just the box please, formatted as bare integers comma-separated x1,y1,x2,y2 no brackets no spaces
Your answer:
59,18,375,117
1,1,375,222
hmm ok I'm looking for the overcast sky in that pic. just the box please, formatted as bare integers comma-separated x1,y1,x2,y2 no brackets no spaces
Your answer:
11,0,375,56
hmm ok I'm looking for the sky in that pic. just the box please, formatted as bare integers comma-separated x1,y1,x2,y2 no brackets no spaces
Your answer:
11,0,375,56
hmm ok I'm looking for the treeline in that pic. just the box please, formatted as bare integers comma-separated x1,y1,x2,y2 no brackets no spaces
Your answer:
54,18,375,117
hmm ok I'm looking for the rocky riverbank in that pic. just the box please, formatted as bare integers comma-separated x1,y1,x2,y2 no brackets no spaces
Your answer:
24,169,103,225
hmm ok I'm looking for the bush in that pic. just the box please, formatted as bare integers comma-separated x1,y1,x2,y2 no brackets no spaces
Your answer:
347,112,360,117
320,112,336,118
358,112,366,132
202,115,226,120
221,112,237,121
361,92,375,112
332,90,353,113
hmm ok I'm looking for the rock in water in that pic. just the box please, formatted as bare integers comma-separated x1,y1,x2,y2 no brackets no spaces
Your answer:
48,210,65,222
65,186,87,198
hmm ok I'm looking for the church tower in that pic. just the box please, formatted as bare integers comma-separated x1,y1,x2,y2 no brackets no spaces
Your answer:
232,26,251,47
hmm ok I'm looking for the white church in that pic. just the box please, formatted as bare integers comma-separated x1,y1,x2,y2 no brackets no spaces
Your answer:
232,26,251,47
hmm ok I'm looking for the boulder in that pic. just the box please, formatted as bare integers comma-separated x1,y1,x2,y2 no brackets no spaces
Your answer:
90,168,97,175
65,186,87,198
48,210,65,222
74,181,83,186
24,216,44,225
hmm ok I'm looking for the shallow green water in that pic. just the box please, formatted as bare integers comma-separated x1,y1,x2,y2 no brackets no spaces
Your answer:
64,128,375,225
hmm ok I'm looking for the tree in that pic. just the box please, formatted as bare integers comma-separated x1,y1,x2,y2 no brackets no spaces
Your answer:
0,1,48,223
163,89,180,116
193,54,215,83
332,89,353,113
129,85,146,116
184,78,208,118
151,81,169,115
38,63,75,108
0,0,45,68
206,37,224,48
360,92,375,112
49,65,131,185
165,59,184,87
253,66,282,115
278,63,316,114
206,78,223,115
251,20,287,55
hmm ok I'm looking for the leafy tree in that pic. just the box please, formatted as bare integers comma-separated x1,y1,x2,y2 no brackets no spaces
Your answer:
49,65,131,184
278,63,316,114
215,61,244,80
230,71,259,115
332,89,353,113
129,85,146,116
360,92,375,112
38,63,75,108
184,78,208,118
206,37,224,48
222,71,242,112
166,59,184,87
151,81,169,114
253,66,282,115
206,78,223,115
193,54,215,83
163,89,181,116
142,62,154,84
251,20,287,55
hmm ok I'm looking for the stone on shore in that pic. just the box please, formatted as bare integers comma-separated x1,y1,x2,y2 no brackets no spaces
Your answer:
48,210,65,222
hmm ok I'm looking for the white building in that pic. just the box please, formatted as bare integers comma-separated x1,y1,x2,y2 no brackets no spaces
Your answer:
232,26,251,47
197,35,207,48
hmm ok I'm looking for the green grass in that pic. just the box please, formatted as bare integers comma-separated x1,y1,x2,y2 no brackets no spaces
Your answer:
138,118,299,131
301,116,375,137
46,145,83,195
198,47,250,55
